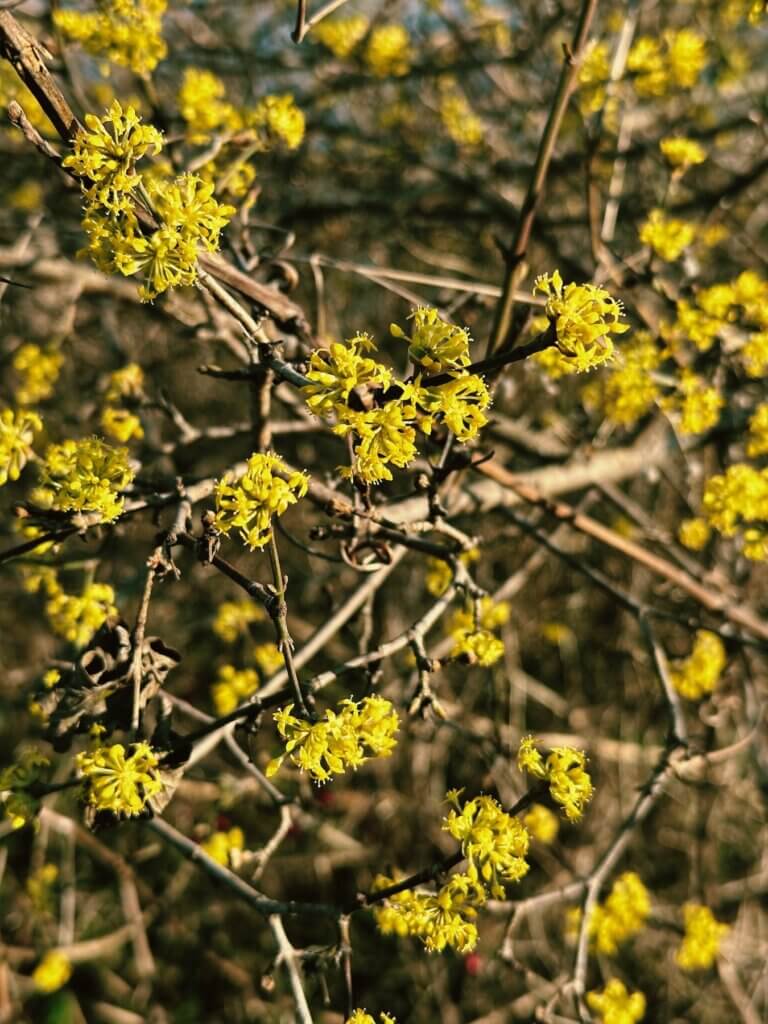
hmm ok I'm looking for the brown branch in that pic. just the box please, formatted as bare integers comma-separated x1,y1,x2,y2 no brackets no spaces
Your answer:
476,459,768,642
486,0,600,356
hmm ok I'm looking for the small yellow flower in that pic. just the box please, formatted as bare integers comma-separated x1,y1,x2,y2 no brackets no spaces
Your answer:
212,600,265,644
35,436,134,523
660,136,706,169
201,826,245,866
267,695,399,784
365,24,411,77
106,363,145,402
523,803,559,844
33,951,72,994
443,789,530,897
676,903,729,970
517,736,594,822
587,978,646,1024
54,0,167,76
345,1010,396,1024
314,15,369,58
13,344,64,406
678,517,711,551
639,209,696,262
589,872,651,954
534,270,629,372
178,67,242,144
214,451,308,550
248,94,305,150
63,101,164,212
211,665,260,716
303,333,392,419
76,741,163,817
669,630,726,701
100,405,144,443
0,407,41,487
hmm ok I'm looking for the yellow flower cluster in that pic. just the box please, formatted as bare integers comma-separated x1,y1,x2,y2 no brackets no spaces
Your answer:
0,747,50,829
200,825,245,866
101,405,143,443
304,309,491,484
582,332,662,427
578,41,610,115
100,361,145,443
517,736,594,822
587,979,646,1024
253,642,283,677
677,517,711,551
178,68,241,144
523,803,559,844
76,741,162,817
442,789,530,897
747,403,768,457
304,333,391,417
32,951,72,994
373,871,486,953
213,599,265,644
315,15,369,58
249,94,306,151
660,136,707,170
628,30,707,97
639,209,696,262
211,665,260,716
742,331,768,377
701,462,768,560
34,436,133,523
46,577,117,648
439,85,483,148
214,451,308,551
669,630,726,701
54,0,167,76
0,407,41,487
588,872,651,955
176,71,304,195
267,695,399,784
534,271,629,372
665,370,723,436
65,101,234,301
676,903,729,970
13,344,64,407
365,25,412,77
345,1010,396,1024
449,596,509,667
106,363,145,402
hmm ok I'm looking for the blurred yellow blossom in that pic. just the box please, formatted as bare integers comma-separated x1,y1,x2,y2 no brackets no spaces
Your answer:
214,451,308,550
669,630,726,700
212,600,265,644
13,344,63,406
523,803,559,844
33,951,72,994
365,25,411,77
639,210,696,261
211,665,260,716
587,979,646,1024
676,904,729,970
678,517,711,551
